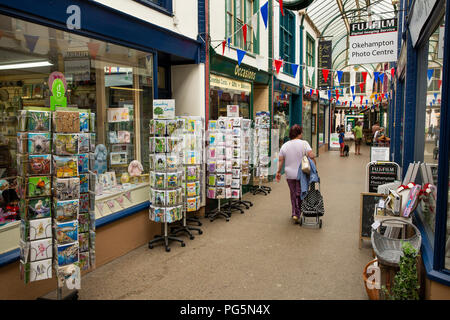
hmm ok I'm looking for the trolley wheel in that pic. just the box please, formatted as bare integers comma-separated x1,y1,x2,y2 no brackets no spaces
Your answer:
250,203,253,207
299,218,303,226
226,218,230,222
319,220,322,228
199,230,203,235
165,246,171,252
189,235,195,240
148,243,153,249
181,242,186,247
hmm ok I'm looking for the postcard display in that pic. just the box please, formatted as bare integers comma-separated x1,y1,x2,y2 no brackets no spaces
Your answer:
148,114,186,252
251,112,272,195
206,116,245,221
107,106,133,176
170,116,204,239
17,109,96,295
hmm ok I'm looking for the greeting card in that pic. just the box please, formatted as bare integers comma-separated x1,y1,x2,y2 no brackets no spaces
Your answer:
187,198,197,212
166,190,178,206
54,156,78,178
216,174,225,187
207,187,216,199
80,173,89,193
78,212,90,234
20,197,51,221
154,120,166,136
225,187,232,198
28,132,51,154
57,242,79,267
155,173,166,188
155,154,167,171
54,133,79,155
166,155,178,170
216,187,225,199
78,252,90,271
216,160,226,173
78,133,90,153
231,189,240,199
208,174,216,186
28,110,51,132
167,173,178,188
29,218,52,241
79,193,89,213
186,166,197,181
232,169,240,179
208,162,216,173
118,131,131,144
225,173,232,186
187,182,197,197
166,120,177,136
208,120,217,131
55,199,79,223
154,190,166,206
79,112,90,132
28,154,51,176
154,137,166,153
79,232,89,252
55,220,78,245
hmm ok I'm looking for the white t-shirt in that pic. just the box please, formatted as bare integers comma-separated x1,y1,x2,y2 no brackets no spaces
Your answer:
279,139,312,180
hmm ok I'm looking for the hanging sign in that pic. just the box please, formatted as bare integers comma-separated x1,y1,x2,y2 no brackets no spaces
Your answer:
348,18,398,65
318,40,332,89
153,99,175,119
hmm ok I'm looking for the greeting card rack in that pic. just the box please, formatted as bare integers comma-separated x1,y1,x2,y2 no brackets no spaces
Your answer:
148,117,185,252
18,108,96,300
227,118,253,211
170,116,204,239
250,112,271,196
206,117,244,221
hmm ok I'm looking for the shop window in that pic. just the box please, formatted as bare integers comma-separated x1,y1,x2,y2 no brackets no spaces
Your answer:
0,15,153,232
318,105,325,146
305,34,315,86
273,91,290,147
209,74,250,120
417,15,445,256
134,0,173,15
280,10,296,76
339,72,350,95
355,72,366,94
226,0,258,53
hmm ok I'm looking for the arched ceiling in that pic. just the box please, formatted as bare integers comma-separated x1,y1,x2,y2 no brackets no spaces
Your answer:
305,0,397,72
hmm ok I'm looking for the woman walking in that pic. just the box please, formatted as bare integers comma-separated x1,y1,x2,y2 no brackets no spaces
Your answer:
276,125,315,223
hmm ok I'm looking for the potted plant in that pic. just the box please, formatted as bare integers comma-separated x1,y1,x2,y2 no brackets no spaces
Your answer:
383,242,420,300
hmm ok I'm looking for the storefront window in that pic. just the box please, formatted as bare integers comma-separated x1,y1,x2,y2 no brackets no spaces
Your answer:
318,104,325,146
0,15,153,227
273,91,290,146
302,101,312,145
210,74,251,119
419,15,445,249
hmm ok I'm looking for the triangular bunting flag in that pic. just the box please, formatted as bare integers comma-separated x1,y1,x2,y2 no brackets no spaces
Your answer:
316,89,319,96
261,1,268,29
350,85,355,95
87,42,100,59
227,37,231,51
362,71,368,83
328,90,331,100
280,0,284,16
307,66,314,83
391,68,395,79
310,89,313,96
360,96,363,105
242,24,247,46
434,93,438,100
274,59,283,74
379,73,384,84
373,72,379,82
251,14,258,37
375,94,378,101
236,49,247,66
336,71,343,85
24,34,39,53
438,80,442,89
350,101,352,108
352,95,356,102
359,83,364,92
322,69,329,83
335,89,340,101
427,69,434,87
291,64,299,78
222,40,226,55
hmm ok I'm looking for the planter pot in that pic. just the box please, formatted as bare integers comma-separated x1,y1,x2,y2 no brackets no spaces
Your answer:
363,259,380,300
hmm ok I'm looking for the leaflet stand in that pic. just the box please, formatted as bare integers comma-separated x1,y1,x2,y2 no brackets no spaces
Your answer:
209,199,230,222
149,221,185,252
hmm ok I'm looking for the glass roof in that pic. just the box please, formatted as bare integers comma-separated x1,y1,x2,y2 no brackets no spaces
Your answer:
305,0,397,72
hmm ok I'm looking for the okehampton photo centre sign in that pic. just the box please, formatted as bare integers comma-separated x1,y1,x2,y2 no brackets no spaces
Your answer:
348,18,398,65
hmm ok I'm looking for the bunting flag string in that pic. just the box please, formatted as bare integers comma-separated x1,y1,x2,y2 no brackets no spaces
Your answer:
242,24,247,46
261,1,268,29
222,40,226,55
427,69,434,87
322,69,330,83
24,34,39,53
291,63,299,78
336,70,343,85
279,0,284,16
274,59,283,74
236,49,247,66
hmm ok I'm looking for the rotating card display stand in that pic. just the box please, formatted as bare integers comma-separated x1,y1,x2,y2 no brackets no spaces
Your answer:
148,115,185,252
251,112,271,196
18,107,96,300
170,116,204,239
228,118,253,210
206,116,243,221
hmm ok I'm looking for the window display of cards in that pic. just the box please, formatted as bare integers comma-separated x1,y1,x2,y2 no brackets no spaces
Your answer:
54,133,79,155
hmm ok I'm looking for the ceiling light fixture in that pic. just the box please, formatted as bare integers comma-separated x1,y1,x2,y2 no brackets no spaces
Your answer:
0,61,53,70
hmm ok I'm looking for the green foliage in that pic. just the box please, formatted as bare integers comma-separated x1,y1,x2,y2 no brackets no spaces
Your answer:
383,242,420,300
154,107,163,115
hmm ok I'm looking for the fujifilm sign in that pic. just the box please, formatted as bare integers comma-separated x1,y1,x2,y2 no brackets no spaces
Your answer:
348,18,398,65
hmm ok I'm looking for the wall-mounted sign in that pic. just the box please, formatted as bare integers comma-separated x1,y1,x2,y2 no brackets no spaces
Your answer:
318,40,332,89
349,18,398,65
153,99,175,119
210,74,251,93
234,65,256,81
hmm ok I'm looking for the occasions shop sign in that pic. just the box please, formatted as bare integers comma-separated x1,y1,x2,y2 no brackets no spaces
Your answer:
348,18,398,65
